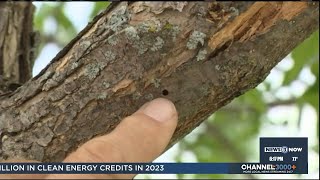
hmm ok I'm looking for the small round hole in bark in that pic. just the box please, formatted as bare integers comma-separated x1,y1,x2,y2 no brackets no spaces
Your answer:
162,89,169,96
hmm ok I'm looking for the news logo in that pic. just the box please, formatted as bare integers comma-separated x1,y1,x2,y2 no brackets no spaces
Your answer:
239,163,297,174
264,146,303,154
260,137,307,174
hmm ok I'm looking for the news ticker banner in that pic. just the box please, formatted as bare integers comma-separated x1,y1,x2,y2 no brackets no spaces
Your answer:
0,137,307,174
0,163,305,174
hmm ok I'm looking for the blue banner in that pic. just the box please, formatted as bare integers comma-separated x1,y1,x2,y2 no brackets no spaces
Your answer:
0,137,308,174
0,163,306,174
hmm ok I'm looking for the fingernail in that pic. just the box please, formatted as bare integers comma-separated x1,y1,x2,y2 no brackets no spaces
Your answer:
140,98,177,122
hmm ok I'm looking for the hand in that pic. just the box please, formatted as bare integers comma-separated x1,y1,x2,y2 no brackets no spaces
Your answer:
1,98,178,179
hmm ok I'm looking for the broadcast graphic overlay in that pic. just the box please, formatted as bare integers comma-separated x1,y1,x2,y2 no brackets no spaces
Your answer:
0,137,308,174
230,137,308,174
259,137,308,174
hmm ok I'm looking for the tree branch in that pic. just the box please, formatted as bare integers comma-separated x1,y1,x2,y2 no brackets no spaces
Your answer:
0,2,318,162
268,99,297,107
0,2,35,92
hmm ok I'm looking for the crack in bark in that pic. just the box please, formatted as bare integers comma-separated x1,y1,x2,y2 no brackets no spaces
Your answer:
209,2,308,50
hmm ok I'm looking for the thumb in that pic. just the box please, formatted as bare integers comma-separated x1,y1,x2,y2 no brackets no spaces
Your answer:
48,98,178,179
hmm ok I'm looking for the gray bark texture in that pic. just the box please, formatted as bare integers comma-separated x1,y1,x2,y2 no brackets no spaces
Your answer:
0,2,319,162
0,2,35,94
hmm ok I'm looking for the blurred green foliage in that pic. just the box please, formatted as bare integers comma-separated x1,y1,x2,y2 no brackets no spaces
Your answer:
34,3,77,48
284,30,319,85
89,2,111,19
32,2,319,179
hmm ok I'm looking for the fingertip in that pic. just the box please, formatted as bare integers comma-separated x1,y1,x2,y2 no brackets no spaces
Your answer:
58,98,179,179
138,98,178,123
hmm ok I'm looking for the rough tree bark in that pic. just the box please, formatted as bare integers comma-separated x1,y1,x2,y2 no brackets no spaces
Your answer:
0,2,35,94
0,2,318,162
